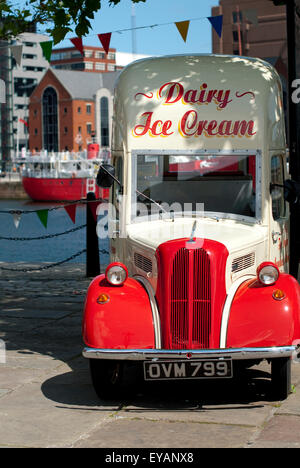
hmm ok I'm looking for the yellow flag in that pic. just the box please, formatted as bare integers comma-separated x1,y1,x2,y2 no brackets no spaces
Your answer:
175,21,190,42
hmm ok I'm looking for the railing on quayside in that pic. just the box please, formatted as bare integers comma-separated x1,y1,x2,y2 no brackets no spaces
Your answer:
0,192,109,277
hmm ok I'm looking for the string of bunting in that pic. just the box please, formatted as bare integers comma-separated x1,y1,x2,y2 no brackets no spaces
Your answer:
0,198,102,229
39,14,226,62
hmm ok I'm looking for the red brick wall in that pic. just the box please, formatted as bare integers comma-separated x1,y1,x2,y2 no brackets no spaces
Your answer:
29,69,96,152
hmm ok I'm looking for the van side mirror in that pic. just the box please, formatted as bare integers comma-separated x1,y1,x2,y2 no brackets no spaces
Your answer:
96,163,115,188
283,179,300,204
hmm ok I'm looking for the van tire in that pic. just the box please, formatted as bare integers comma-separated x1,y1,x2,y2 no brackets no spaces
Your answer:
270,357,292,400
89,359,124,400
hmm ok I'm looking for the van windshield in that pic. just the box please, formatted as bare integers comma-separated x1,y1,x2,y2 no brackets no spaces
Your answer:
133,153,257,220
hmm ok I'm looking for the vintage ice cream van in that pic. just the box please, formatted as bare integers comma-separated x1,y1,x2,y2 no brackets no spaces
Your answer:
82,55,300,400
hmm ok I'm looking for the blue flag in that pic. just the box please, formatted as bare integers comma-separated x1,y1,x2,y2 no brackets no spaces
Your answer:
208,15,223,38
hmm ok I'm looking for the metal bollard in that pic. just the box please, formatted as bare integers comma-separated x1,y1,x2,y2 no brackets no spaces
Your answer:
86,192,100,277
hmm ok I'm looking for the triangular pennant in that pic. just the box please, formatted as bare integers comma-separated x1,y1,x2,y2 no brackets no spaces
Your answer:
12,212,21,229
88,201,99,222
10,44,23,66
242,9,258,27
175,21,190,42
40,41,53,62
36,209,48,228
275,57,288,80
70,37,84,55
97,33,112,54
207,15,223,38
64,204,77,224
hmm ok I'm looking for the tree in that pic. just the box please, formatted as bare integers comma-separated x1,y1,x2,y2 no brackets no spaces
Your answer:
0,0,146,44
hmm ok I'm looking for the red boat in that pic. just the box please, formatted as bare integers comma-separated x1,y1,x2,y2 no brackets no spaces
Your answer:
20,147,109,202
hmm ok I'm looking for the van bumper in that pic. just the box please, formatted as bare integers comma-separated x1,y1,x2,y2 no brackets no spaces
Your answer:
82,346,296,361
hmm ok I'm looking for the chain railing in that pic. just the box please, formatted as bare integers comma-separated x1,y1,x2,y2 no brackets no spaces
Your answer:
0,194,109,276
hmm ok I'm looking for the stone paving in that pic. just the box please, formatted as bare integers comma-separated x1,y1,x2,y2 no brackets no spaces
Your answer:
1,263,300,449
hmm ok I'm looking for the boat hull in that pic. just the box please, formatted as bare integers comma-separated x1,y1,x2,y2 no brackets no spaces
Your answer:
22,177,109,202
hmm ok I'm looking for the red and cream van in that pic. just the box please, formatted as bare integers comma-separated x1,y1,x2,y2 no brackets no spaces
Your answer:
82,55,300,400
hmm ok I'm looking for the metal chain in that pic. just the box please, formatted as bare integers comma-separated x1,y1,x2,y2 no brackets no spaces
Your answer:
0,197,105,215
0,248,110,272
0,224,86,241
0,249,87,272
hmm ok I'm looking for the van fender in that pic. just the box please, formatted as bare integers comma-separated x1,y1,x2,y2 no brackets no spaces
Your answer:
222,274,300,349
82,274,158,350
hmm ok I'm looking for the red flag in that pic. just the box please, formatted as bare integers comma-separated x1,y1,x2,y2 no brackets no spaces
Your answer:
97,33,112,54
19,118,28,127
70,37,84,55
88,201,100,222
64,204,77,224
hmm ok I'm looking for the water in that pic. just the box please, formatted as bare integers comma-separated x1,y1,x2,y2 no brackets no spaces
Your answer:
0,199,109,265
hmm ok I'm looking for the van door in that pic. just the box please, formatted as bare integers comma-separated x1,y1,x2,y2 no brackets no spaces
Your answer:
269,153,289,272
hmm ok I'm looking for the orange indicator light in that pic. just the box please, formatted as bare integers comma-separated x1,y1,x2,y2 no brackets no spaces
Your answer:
97,293,110,304
272,289,285,301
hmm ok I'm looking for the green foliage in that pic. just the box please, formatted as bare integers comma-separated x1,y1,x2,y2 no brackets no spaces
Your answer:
0,0,147,44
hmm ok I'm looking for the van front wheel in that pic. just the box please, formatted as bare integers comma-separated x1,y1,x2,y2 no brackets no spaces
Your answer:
270,357,292,401
89,359,124,400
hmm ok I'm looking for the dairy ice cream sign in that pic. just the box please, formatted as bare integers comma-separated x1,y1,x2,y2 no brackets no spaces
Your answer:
132,81,256,139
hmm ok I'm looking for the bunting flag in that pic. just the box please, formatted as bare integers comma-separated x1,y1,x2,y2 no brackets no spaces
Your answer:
175,21,190,42
275,56,288,81
70,37,84,55
12,212,21,229
40,40,53,61
36,209,48,228
11,44,23,66
242,9,258,27
19,118,28,127
88,201,99,222
98,32,112,54
64,204,77,224
207,15,223,38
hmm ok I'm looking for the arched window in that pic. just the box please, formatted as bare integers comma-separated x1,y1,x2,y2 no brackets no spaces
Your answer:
42,87,58,151
100,96,109,147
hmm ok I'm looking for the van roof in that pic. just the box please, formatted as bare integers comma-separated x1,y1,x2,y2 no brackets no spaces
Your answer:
113,54,285,152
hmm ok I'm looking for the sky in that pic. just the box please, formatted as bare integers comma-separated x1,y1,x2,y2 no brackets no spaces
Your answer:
52,0,219,58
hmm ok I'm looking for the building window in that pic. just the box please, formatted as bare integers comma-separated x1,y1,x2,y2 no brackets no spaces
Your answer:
42,86,58,152
107,52,115,60
107,64,115,71
64,127,68,134
78,106,81,113
14,77,37,97
84,50,93,58
100,96,109,147
86,104,91,114
85,62,93,70
95,62,105,70
86,123,92,134
95,51,105,59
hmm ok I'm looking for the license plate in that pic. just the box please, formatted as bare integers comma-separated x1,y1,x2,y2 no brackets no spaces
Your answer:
144,359,233,381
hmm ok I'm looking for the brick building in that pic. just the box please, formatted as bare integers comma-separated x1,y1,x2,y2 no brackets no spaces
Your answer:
28,68,119,152
211,0,287,65
50,45,122,73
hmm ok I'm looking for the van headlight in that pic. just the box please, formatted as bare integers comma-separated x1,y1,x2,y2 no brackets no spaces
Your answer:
105,263,128,286
257,262,279,285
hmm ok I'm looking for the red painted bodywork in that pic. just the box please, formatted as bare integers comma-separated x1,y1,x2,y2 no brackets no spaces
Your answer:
22,177,109,201
155,238,229,349
82,274,155,349
82,239,300,353
227,274,300,348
